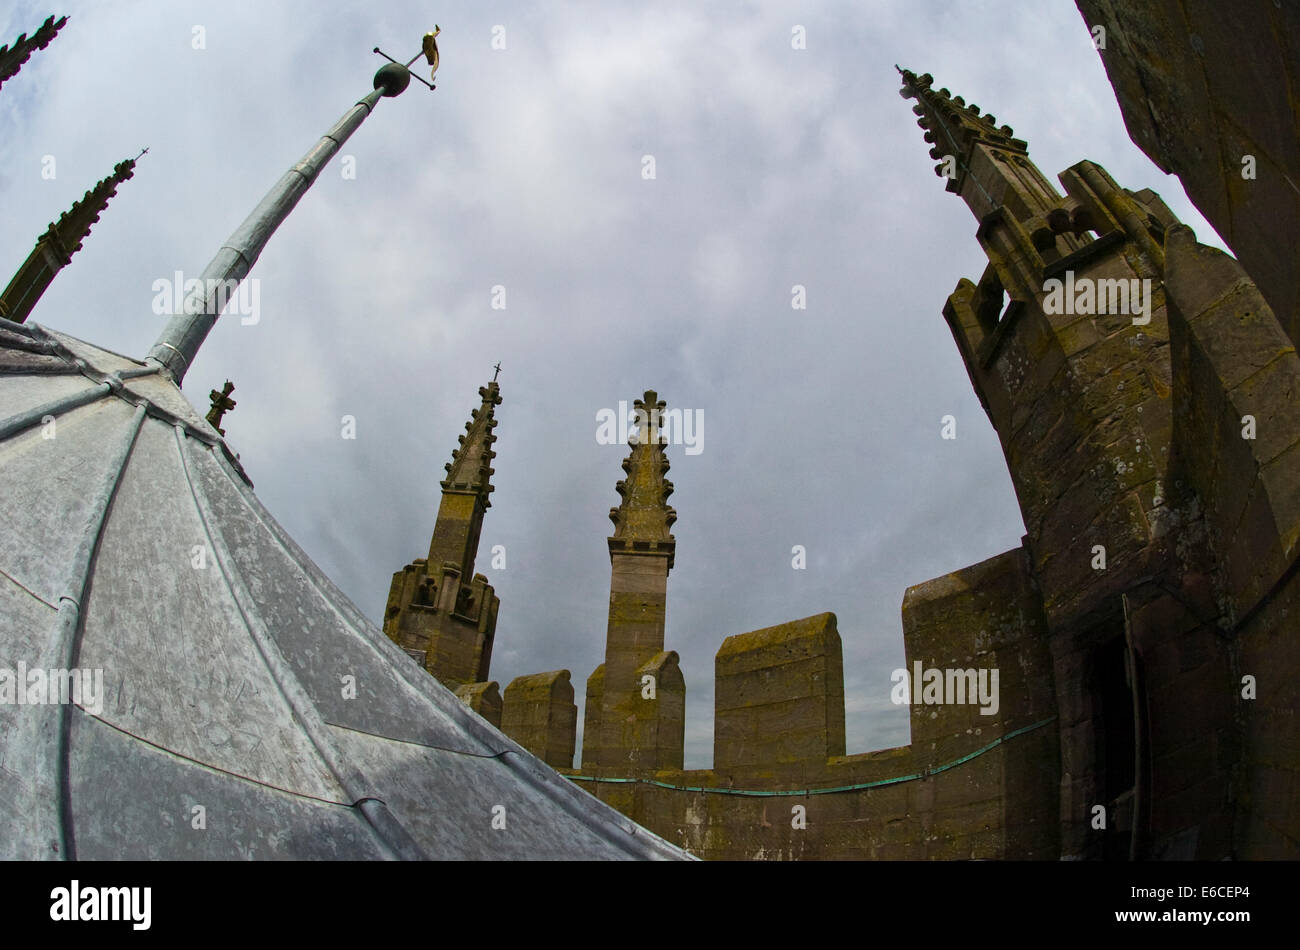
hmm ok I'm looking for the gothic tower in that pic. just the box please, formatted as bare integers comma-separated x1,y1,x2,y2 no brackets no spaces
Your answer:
383,380,501,689
0,155,138,324
583,391,685,770
901,69,1238,859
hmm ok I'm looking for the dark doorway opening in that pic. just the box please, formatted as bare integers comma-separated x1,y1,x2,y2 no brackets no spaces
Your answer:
1091,635,1137,859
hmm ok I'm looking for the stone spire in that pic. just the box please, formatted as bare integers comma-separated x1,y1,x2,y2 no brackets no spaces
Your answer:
607,389,677,567
428,380,501,577
0,155,137,325
384,377,502,689
897,67,1027,168
440,380,500,500
897,66,1067,226
584,389,685,771
0,15,67,93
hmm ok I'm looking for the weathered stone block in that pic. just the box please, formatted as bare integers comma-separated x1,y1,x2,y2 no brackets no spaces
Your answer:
501,670,577,769
715,613,845,770
453,680,502,728
581,663,604,769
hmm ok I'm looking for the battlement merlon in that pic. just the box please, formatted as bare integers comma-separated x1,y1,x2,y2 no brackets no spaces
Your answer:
501,670,578,770
581,663,605,770
635,650,685,768
1165,223,1300,619
714,612,846,775
580,651,683,772
901,545,1055,756
454,681,502,729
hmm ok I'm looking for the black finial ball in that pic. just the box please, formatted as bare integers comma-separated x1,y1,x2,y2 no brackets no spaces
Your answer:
374,62,412,97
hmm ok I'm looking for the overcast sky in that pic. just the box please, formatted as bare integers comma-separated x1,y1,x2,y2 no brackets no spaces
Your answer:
1,0,1224,769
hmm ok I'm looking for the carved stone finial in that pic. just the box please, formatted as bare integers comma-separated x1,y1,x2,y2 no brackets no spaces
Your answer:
608,389,677,567
205,380,236,435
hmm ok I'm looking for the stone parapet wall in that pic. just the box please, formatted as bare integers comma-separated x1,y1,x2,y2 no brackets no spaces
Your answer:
548,547,1060,859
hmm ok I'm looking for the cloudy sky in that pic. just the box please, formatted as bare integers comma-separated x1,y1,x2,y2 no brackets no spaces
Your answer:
1,0,1223,769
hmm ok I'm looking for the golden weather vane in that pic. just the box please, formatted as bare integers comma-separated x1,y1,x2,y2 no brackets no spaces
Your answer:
422,27,440,82
373,25,441,91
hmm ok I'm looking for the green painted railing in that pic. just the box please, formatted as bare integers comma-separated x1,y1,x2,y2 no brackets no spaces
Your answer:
566,716,1057,797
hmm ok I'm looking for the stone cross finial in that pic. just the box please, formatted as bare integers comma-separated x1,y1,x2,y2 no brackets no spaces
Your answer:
206,380,236,435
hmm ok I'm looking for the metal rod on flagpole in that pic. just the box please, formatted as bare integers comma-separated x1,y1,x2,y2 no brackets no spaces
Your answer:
147,53,423,383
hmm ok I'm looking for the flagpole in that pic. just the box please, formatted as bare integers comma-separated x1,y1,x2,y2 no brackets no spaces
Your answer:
147,61,414,383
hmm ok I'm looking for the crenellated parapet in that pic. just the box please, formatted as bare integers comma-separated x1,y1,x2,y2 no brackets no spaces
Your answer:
568,388,1059,858
569,549,1061,859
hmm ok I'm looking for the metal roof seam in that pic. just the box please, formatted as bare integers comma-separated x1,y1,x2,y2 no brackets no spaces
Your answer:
0,381,111,440
199,411,692,859
61,404,148,615
0,565,59,611
56,401,148,861
490,738,679,859
203,444,515,753
26,323,143,381
2,365,82,377
130,395,219,447
4,326,228,454
0,319,39,339
0,325,173,441
71,704,359,808
36,325,149,372
0,324,60,359
321,718,514,759
172,424,429,860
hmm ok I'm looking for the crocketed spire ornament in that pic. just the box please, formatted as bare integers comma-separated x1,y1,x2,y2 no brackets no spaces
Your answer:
608,390,677,567
441,380,501,508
